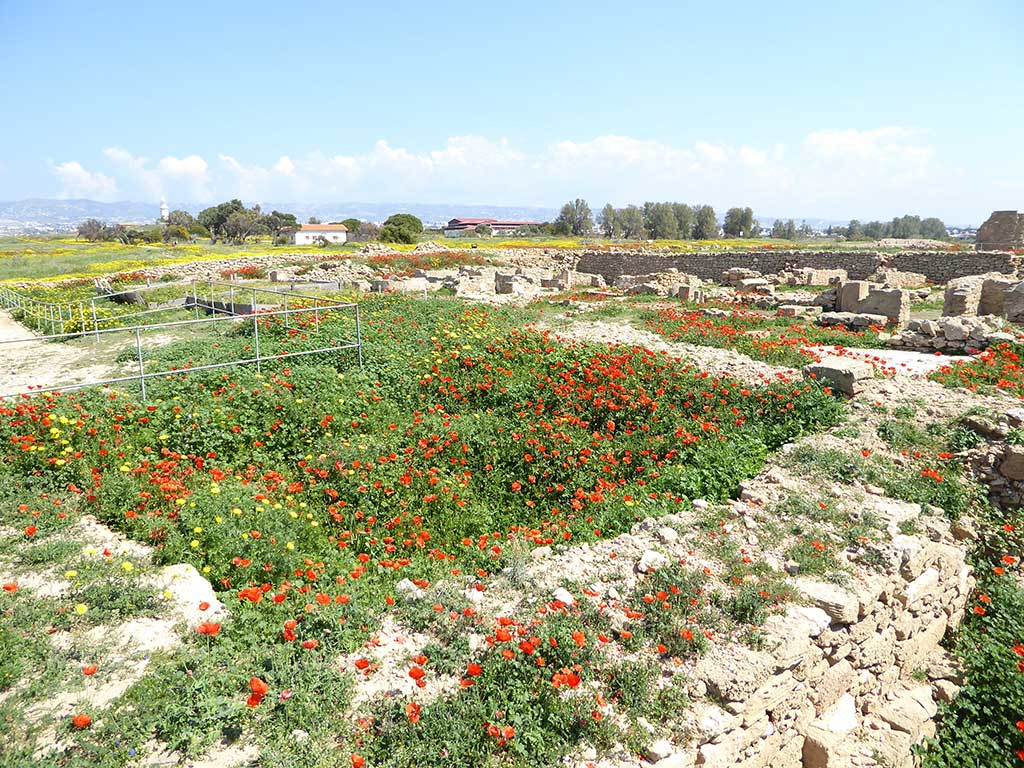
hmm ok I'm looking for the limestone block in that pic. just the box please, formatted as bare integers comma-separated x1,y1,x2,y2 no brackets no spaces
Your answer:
637,549,669,573
857,287,911,327
854,627,896,668
899,567,940,611
876,685,937,736
898,613,948,672
742,671,798,725
697,645,774,702
785,605,832,637
1003,284,1024,323
691,702,738,741
813,659,856,714
943,276,984,316
802,358,875,397
1000,446,1024,481
801,694,859,768
796,579,860,624
837,281,870,312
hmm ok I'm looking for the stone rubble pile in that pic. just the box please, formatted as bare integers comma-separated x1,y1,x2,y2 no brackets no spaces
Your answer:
613,270,704,298
883,316,1015,353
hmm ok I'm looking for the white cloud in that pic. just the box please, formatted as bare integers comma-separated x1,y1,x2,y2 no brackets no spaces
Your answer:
51,127,947,218
103,147,212,201
50,161,118,201
273,156,295,175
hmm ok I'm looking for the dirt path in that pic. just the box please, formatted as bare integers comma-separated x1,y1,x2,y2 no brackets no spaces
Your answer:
0,311,129,396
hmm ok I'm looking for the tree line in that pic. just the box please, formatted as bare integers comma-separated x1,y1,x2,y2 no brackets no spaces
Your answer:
554,199,764,240
839,215,948,241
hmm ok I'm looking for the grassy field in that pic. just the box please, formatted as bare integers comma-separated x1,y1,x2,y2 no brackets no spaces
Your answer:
0,233,968,285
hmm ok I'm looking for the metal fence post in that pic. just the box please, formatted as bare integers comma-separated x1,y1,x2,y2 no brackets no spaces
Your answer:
253,310,261,373
314,298,320,333
91,298,99,342
135,327,147,401
355,302,363,368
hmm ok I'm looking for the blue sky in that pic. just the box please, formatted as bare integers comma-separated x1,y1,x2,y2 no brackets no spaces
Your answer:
0,0,1020,223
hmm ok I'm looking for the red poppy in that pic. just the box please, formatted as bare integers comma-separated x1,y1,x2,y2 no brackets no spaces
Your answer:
351,755,365,768
196,622,221,636
406,701,421,724
2,583,16,593
71,713,92,729
466,663,482,677
82,664,98,676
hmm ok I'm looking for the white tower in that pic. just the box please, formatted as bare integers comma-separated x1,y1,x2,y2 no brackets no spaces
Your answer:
160,197,169,222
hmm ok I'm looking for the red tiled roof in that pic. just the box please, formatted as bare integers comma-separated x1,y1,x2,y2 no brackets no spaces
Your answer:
300,224,348,232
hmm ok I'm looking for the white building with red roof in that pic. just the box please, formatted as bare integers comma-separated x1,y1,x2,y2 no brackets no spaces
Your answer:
290,223,348,245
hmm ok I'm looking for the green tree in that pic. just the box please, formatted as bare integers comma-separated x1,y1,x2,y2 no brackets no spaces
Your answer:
672,204,694,239
647,203,679,240
76,218,107,241
890,215,922,239
846,219,864,240
722,207,745,237
167,210,194,228
553,199,593,236
383,213,424,234
771,219,787,239
863,220,889,239
799,221,813,238
692,205,718,239
784,220,797,240
221,210,264,244
261,210,299,240
197,199,245,242
341,218,362,234
920,217,948,240
740,207,756,237
618,205,646,239
599,204,618,238
308,216,322,224
474,223,492,237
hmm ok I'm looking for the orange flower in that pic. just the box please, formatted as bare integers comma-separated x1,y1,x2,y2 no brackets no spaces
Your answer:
973,605,986,616
466,663,482,677
1,583,16,593
350,755,365,768
354,658,370,671
71,713,92,729
406,701,421,724
409,666,425,681
82,664,98,676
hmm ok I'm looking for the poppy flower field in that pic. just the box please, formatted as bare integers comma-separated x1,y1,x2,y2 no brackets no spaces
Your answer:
0,294,845,767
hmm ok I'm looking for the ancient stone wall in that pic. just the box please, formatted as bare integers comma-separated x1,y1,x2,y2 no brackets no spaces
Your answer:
576,250,1018,286
685,519,972,768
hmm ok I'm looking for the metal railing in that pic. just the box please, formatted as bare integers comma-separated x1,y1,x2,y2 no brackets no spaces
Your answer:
0,297,363,401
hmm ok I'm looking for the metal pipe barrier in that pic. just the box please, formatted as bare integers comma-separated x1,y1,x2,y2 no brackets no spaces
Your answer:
0,302,363,401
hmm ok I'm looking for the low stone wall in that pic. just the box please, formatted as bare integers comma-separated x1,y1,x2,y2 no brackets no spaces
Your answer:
576,250,1019,286
684,521,972,768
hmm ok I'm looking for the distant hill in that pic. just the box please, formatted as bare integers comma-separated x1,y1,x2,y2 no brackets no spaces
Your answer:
0,199,560,235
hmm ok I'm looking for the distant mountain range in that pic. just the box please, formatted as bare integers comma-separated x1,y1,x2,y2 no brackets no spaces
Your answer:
0,199,561,235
